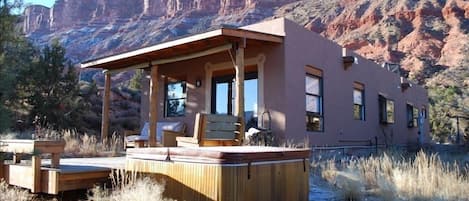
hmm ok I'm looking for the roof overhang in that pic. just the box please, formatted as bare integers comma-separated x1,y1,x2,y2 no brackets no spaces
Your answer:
80,28,283,71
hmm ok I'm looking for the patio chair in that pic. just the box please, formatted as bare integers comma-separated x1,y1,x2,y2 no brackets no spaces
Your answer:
124,121,186,148
176,113,243,147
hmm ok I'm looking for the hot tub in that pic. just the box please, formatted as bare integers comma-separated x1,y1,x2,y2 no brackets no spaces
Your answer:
126,146,310,201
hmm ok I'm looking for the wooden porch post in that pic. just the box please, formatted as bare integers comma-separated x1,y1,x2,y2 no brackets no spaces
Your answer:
0,153,4,180
149,64,159,147
101,72,111,142
234,43,245,140
31,155,41,193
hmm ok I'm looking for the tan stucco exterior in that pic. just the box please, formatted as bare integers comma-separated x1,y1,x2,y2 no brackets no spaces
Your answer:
135,18,429,147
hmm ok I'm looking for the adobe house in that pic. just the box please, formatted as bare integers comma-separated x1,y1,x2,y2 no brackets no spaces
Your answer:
81,18,429,147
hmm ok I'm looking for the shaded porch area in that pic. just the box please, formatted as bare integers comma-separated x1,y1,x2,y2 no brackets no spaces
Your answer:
81,27,283,146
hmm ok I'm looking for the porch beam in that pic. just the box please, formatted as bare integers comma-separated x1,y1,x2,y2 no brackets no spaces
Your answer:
104,44,233,74
148,64,159,147
234,42,245,141
101,72,111,142
151,44,232,66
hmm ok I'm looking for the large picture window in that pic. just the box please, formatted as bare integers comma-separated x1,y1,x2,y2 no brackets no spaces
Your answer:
379,95,394,124
165,81,186,117
305,66,323,132
353,82,365,120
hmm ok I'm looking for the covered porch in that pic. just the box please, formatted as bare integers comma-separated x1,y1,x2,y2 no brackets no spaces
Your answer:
81,27,283,146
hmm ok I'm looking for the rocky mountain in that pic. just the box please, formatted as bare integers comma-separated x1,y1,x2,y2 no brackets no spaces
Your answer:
22,0,469,83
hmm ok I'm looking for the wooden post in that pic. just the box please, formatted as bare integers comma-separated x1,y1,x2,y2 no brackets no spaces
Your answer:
0,153,4,180
31,155,41,193
13,153,21,164
149,65,159,147
50,153,60,168
101,72,111,142
234,43,245,140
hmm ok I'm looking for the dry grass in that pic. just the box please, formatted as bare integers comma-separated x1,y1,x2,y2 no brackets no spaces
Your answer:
1,128,124,158
0,180,34,201
315,151,469,201
62,130,123,157
88,169,173,201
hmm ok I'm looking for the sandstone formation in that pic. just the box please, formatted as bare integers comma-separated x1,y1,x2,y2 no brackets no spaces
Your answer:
22,0,469,83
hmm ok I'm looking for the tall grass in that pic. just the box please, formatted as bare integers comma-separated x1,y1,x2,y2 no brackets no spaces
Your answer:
88,169,173,201
316,151,469,201
61,130,123,157
0,180,33,201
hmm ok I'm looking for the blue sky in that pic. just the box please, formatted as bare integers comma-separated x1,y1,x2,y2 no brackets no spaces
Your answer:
13,0,54,14
23,0,55,7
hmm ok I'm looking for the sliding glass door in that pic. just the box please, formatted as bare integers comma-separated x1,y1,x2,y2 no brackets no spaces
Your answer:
211,72,258,128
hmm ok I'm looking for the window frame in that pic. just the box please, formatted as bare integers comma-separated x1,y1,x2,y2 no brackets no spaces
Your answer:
413,107,419,127
305,66,324,132
421,106,427,119
379,95,395,124
164,80,187,117
406,103,415,128
353,82,365,121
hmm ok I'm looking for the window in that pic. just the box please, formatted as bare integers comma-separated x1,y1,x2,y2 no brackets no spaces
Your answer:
305,66,323,132
379,95,394,124
407,104,414,127
407,104,420,128
165,81,186,117
413,107,419,126
353,82,365,120
421,107,427,119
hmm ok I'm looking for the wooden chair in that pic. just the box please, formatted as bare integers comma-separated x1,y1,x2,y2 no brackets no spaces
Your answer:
176,113,243,147
125,122,186,148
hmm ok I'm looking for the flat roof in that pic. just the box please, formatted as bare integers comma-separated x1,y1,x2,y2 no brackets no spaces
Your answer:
80,27,283,70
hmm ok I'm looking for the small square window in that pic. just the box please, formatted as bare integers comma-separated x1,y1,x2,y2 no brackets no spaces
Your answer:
306,95,320,113
306,112,323,132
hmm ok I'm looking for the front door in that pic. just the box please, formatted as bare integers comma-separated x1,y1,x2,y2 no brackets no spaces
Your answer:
211,72,258,129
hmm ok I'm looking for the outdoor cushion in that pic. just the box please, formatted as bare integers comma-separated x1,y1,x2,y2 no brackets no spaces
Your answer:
126,121,184,142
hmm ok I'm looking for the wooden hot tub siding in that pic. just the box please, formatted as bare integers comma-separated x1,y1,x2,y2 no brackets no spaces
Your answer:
126,150,310,201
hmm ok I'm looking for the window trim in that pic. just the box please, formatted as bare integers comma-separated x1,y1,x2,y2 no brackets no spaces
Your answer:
164,80,187,117
305,66,324,132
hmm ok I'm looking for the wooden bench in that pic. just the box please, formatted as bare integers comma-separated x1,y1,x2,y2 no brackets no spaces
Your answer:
176,113,243,147
0,139,65,193
124,122,186,148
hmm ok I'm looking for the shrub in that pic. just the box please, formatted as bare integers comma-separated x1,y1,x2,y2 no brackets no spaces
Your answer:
88,169,174,201
0,180,33,201
62,130,123,157
315,151,469,201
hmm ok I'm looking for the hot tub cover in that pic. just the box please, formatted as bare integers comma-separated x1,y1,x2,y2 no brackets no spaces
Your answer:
126,146,310,164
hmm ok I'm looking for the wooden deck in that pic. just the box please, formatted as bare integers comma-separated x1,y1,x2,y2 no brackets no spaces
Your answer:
0,157,125,194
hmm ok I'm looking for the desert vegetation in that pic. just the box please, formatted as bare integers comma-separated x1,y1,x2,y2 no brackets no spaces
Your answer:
0,180,33,201
312,150,469,201
87,169,173,201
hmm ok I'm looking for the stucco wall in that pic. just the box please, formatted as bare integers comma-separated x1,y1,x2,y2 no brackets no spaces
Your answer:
281,19,429,146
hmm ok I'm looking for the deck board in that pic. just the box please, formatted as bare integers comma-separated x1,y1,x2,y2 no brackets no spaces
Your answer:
1,157,125,194
42,157,126,172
